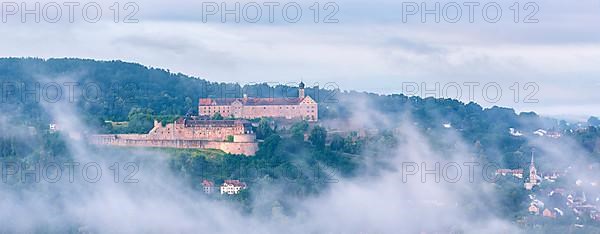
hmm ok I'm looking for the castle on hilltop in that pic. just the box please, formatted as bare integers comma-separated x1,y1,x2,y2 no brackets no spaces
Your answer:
199,82,318,121
89,82,318,156
90,117,258,155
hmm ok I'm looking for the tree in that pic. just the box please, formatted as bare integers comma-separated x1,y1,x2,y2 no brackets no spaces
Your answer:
226,135,234,142
184,97,194,115
127,107,154,133
212,112,224,120
330,134,345,151
309,126,327,149
290,121,309,141
256,118,274,139
258,134,281,160
588,116,600,126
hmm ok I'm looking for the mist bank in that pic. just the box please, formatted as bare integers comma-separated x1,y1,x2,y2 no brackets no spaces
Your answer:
0,58,599,233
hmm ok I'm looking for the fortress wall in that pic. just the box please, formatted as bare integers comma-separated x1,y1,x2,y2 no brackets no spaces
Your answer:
233,134,256,143
148,122,246,141
89,135,257,156
207,141,258,156
89,118,258,156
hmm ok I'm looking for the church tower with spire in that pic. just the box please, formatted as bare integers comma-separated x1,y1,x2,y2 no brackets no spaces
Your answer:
298,81,305,99
525,150,539,190
529,151,538,184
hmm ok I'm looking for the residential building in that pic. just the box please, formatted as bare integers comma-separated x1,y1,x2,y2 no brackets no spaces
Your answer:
220,180,247,195
202,180,215,194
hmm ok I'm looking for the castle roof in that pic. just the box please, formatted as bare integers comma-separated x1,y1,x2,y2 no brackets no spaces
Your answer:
223,180,246,188
176,117,252,129
199,97,306,106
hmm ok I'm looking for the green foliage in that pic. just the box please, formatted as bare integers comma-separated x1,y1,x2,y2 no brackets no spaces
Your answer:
290,121,308,141
309,126,327,149
571,126,600,155
226,135,234,142
2,58,600,226
127,107,155,133
157,115,181,126
256,118,274,140
588,116,600,126
329,134,345,151
494,177,529,216
212,112,224,120
257,134,281,161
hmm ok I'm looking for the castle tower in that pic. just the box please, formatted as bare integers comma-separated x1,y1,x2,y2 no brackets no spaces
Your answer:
298,81,305,99
529,151,538,184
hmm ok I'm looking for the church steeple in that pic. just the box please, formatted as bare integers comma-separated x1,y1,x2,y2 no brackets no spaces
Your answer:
298,81,305,98
529,150,537,184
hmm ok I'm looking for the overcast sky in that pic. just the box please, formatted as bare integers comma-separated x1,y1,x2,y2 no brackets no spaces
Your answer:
1,0,599,119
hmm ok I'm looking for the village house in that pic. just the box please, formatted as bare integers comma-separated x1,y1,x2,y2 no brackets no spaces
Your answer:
554,208,564,217
591,210,600,222
49,123,59,133
495,169,524,179
220,180,247,195
202,180,215,194
546,131,562,139
542,208,556,218
548,188,566,197
542,171,562,182
528,204,540,215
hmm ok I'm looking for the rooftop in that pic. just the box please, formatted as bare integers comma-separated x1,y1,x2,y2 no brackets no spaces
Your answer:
199,97,305,106
223,180,247,188
202,180,214,187
175,117,252,129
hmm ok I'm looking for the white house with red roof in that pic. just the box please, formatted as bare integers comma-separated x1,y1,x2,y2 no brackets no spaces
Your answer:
202,180,215,194
220,180,247,195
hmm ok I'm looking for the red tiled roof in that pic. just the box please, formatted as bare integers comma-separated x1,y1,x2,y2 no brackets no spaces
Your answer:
199,99,214,105
199,97,304,106
202,180,214,187
174,117,251,128
223,180,246,188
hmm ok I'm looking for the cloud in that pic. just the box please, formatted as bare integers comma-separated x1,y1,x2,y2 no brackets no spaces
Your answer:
0,73,528,233
0,0,599,116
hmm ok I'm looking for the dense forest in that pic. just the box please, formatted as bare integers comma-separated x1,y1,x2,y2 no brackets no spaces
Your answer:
1,58,598,161
1,58,600,231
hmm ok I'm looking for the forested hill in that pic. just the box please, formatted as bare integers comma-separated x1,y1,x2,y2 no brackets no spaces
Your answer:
0,58,578,124
0,58,598,162
0,57,337,122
